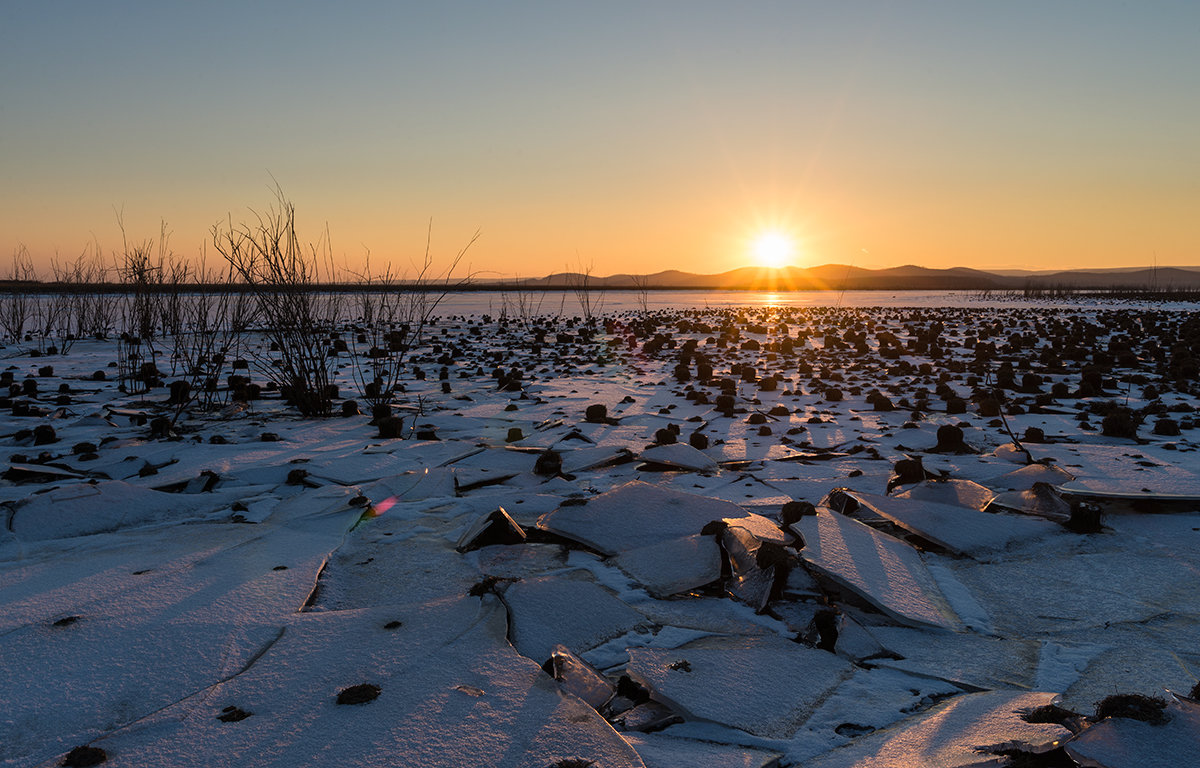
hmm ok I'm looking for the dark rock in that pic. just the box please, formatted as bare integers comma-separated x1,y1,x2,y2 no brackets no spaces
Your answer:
1065,501,1103,534
378,416,405,439
1022,427,1047,443
61,746,106,767
217,705,252,722
976,397,1001,417
167,380,191,405
1154,418,1181,436
1094,693,1168,724
930,424,975,454
781,500,816,527
533,450,563,476
148,417,172,439
336,683,381,705
33,424,57,445
1101,408,1139,438
887,457,930,493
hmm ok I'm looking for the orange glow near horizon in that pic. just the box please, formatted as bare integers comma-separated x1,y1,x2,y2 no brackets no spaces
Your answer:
3,6,1198,278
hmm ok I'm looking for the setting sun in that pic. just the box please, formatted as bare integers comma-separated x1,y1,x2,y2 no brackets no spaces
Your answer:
751,232,794,269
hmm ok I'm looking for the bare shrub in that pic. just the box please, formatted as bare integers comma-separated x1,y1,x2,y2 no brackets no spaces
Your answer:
567,256,603,324
212,188,342,417
0,245,38,345
345,224,477,418
164,256,252,427
48,239,111,353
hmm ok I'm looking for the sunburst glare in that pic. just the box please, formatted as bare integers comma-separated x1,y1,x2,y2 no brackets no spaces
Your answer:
751,232,795,269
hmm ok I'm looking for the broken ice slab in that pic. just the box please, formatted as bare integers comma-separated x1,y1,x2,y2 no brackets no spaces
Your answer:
2,461,90,484
1052,483,1200,514
951,544,1200,635
614,534,723,598
537,481,784,555
892,479,996,511
1065,695,1200,768
455,507,526,552
869,626,1041,691
832,489,1060,557
986,484,1073,522
637,444,720,472
720,524,784,613
614,700,683,732
1054,627,1200,715
503,571,647,663
985,462,1076,492
467,542,568,580
622,731,783,768
791,508,964,631
804,691,1072,768
626,635,853,739
543,644,615,710
631,597,784,639
559,445,635,473
1032,443,1200,499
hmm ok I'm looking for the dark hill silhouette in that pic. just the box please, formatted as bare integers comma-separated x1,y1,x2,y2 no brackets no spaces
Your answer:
497,264,1200,291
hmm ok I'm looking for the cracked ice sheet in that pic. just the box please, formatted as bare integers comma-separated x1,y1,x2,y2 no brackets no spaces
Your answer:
792,509,963,631
1051,623,1200,714
626,635,854,739
949,537,1200,635
1029,443,1200,497
868,626,1042,691
8,480,255,541
614,534,723,598
803,691,1072,768
786,666,965,764
622,732,782,768
311,533,483,610
538,481,784,555
503,570,648,663
71,597,646,768
837,490,1061,557
892,479,997,511
1,489,362,766
1065,696,1200,768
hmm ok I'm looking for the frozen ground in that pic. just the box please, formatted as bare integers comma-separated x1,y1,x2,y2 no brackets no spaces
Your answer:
3,298,1200,767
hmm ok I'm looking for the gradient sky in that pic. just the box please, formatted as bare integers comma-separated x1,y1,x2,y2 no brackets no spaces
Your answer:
3,2,1198,279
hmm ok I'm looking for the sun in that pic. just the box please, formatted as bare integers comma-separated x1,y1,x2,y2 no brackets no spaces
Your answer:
751,231,794,269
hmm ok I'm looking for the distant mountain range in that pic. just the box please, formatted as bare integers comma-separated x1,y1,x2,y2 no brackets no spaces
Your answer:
484,264,1200,291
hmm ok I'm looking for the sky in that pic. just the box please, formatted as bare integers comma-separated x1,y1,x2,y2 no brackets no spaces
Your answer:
2,1,1198,280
